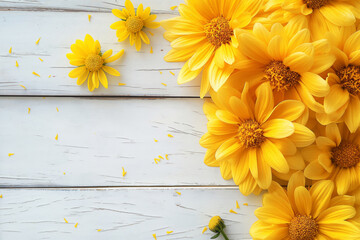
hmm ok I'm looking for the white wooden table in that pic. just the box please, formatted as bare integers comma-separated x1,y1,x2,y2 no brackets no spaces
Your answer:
0,1,262,239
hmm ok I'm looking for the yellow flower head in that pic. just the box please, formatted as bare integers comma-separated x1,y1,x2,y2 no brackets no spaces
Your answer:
162,0,264,97
200,82,315,195
303,123,360,195
111,0,160,51
232,16,335,116
208,216,225,232
264,0,360,33
67,34,124,92
250,171,360,240
317,27,360,132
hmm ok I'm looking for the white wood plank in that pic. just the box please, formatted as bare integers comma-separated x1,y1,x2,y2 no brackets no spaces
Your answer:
0,0,183,12
0,97,233,187
0,187,261,240
0,11,203,97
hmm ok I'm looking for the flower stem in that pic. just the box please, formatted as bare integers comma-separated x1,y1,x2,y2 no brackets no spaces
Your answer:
220,229,230,240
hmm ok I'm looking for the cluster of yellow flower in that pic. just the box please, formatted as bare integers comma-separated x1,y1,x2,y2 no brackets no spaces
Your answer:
66,0,160,92
163,0,360,239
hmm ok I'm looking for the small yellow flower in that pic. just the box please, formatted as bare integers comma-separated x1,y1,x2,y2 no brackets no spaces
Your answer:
250,171,360,240
208,216,229,240
111,0,160,51
303,123,360,195
67,34,124,92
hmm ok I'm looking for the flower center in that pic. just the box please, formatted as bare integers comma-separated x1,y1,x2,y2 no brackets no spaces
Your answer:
264,61,301,92
204,16,233,48
126,16,144,33
331,141,360,168
303,0,330,9
289,215,318,240
237,120,265,148
85,54,104,72
336,65,360,95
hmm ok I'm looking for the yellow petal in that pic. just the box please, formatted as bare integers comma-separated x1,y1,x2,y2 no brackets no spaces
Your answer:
204,149,220,167
283,52,313,73
238,33,270,64
102,66,120,76
110,21,126,30
102,49,113,59
125,0,135,16
288,123,315,147
325,123,341,145
248,148,258,179
268,100,305,121
256,148,272,189
215,138,242,161
255,82,274,123
301,72,329,97
232,152,249,185
207,119,238,135
98,69,108,89
69,66,86,78
324,84,350,114
104,49,124,63
188,43,215,71
220,160,232,180
216,110,239,124
294,186,312,215
262,119,294,139
112,9,128,19
199,132,235,148
76,70,89,86
344,95,360,133
317,205,356,224
336,168,351,195
296,82,325,113
261,139,289,174
238,172,258,196
177,60,202,84
310,180,334,218
319,3,356,27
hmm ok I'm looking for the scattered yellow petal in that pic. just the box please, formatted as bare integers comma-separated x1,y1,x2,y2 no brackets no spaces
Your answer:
150,46,153,54
8,153,14,157
168,134,174,138
154,158,160,164
88,15,91,22
236,200,240,209
9,47,12,54
202,227,208,234
16,61,19,67
170,71,175,76
159,155,164,160
56,107,59,112
230,209,238,214
74,223,78,228
48,75,52,78
149,31,154,36
39,58,44,62
154,139,158,142
243,203,248,206
118,83,126,86
165,154,169,160
153,234,157,240
160,71,163,74
170,6,178,10
166,231,173,234
0,195,2,198
20,85,26,89
35,38,41,45
63,172,66,175
161,83,167,86
97,229,102,232
32,72,40,77
176,191,181,195
64,218,68,223
122,167,127,177
28,108,31,114
55,134,58,141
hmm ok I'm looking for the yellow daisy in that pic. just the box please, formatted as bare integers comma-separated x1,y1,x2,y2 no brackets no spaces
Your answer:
317,27,360,132
264,0,360,34
250,171,360,240
303,123,360,195
200,82,315,195
232,16,335,116
67,34,123,92
111,0,160,51
161,0,263,97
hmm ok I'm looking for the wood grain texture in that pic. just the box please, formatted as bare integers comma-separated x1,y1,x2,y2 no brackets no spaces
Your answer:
0,187,261,240
0,97,234,187
0,11,204,97
0,0,183,12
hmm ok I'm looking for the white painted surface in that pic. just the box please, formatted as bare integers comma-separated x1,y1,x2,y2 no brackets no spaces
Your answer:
0,97,233,187
0,188,260,240
0,1,262,239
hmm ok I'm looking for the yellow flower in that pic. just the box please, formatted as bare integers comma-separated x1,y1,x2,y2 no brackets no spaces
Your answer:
200,82,315,195
111,0,160,51
317,27,360,132
67,34,123,92
303,123,360,195
232,16,335,117
161,0,263,97
250,171,360,240
264,0,360,33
